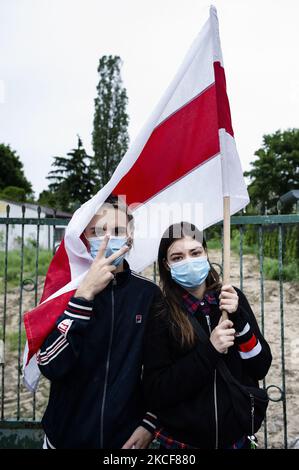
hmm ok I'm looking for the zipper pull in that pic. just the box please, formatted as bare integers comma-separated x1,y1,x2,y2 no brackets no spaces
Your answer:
250,393,255,444
205,315,212,335
250,395,255,415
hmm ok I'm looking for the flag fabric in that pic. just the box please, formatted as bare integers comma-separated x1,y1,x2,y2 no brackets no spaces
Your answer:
23,5,249,391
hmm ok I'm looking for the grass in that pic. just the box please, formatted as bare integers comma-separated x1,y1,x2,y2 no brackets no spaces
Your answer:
263,258,299,282
207,234,299,282
207,232,258,255
6,330,27,353
0,328,27,353
0,247,53,294
0,246,53,354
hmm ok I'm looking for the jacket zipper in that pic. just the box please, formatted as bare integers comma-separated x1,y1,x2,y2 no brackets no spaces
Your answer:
205,314,219,449
249,393,258,449
100,278,116,448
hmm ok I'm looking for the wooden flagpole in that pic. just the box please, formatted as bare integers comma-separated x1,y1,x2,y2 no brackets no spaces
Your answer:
221,195,230,321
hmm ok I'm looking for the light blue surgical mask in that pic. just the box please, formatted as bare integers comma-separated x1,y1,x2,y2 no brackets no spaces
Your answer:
169,256,210,289
87,236,128,266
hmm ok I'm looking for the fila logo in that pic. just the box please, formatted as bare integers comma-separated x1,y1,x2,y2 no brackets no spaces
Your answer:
135,314,142,324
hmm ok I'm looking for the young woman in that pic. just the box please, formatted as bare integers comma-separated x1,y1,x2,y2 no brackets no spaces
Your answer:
143,221,272,449
38,195,160,449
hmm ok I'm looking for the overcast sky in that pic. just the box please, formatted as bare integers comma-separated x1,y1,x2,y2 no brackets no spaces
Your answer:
1,0,298,197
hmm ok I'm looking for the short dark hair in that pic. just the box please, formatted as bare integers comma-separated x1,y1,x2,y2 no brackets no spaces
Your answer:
104,194,134,228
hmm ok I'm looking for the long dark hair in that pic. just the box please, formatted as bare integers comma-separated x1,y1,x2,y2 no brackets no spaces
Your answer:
158,221,222,348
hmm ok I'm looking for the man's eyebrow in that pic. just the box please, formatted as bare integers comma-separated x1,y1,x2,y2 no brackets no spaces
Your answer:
89,225,127,231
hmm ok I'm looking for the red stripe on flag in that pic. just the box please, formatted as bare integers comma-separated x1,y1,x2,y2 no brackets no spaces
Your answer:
214,61,234,137
24,289,76,363
40,239,71,303
114,83,220,205
238,334,258,353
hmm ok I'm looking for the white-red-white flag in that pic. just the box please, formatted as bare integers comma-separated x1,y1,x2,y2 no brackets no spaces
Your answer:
23,6,249,391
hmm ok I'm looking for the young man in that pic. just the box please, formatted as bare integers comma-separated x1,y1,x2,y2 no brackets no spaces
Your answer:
38,196,161,449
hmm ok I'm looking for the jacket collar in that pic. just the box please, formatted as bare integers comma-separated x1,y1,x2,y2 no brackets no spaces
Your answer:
107,259,131,289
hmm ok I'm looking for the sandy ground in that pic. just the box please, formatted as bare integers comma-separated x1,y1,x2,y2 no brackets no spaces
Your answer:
0,249,298,448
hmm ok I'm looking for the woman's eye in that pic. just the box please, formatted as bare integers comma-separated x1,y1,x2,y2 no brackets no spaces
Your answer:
172,257,182,262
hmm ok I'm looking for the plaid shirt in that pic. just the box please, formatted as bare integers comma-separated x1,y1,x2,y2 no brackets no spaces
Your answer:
182,289,218,317
154,289,247,450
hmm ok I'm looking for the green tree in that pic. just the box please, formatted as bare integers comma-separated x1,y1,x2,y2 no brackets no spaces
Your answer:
45,136,95,211
92,55,129,187
37,189,59,209
244,129,299,214
0,144,33,198
0,186,26,202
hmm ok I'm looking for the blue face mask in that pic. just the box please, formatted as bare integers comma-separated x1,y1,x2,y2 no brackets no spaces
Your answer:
87,236,128,266
169,256,210,289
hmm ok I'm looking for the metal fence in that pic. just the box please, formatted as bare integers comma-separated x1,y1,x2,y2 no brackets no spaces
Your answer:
0,204,298,448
